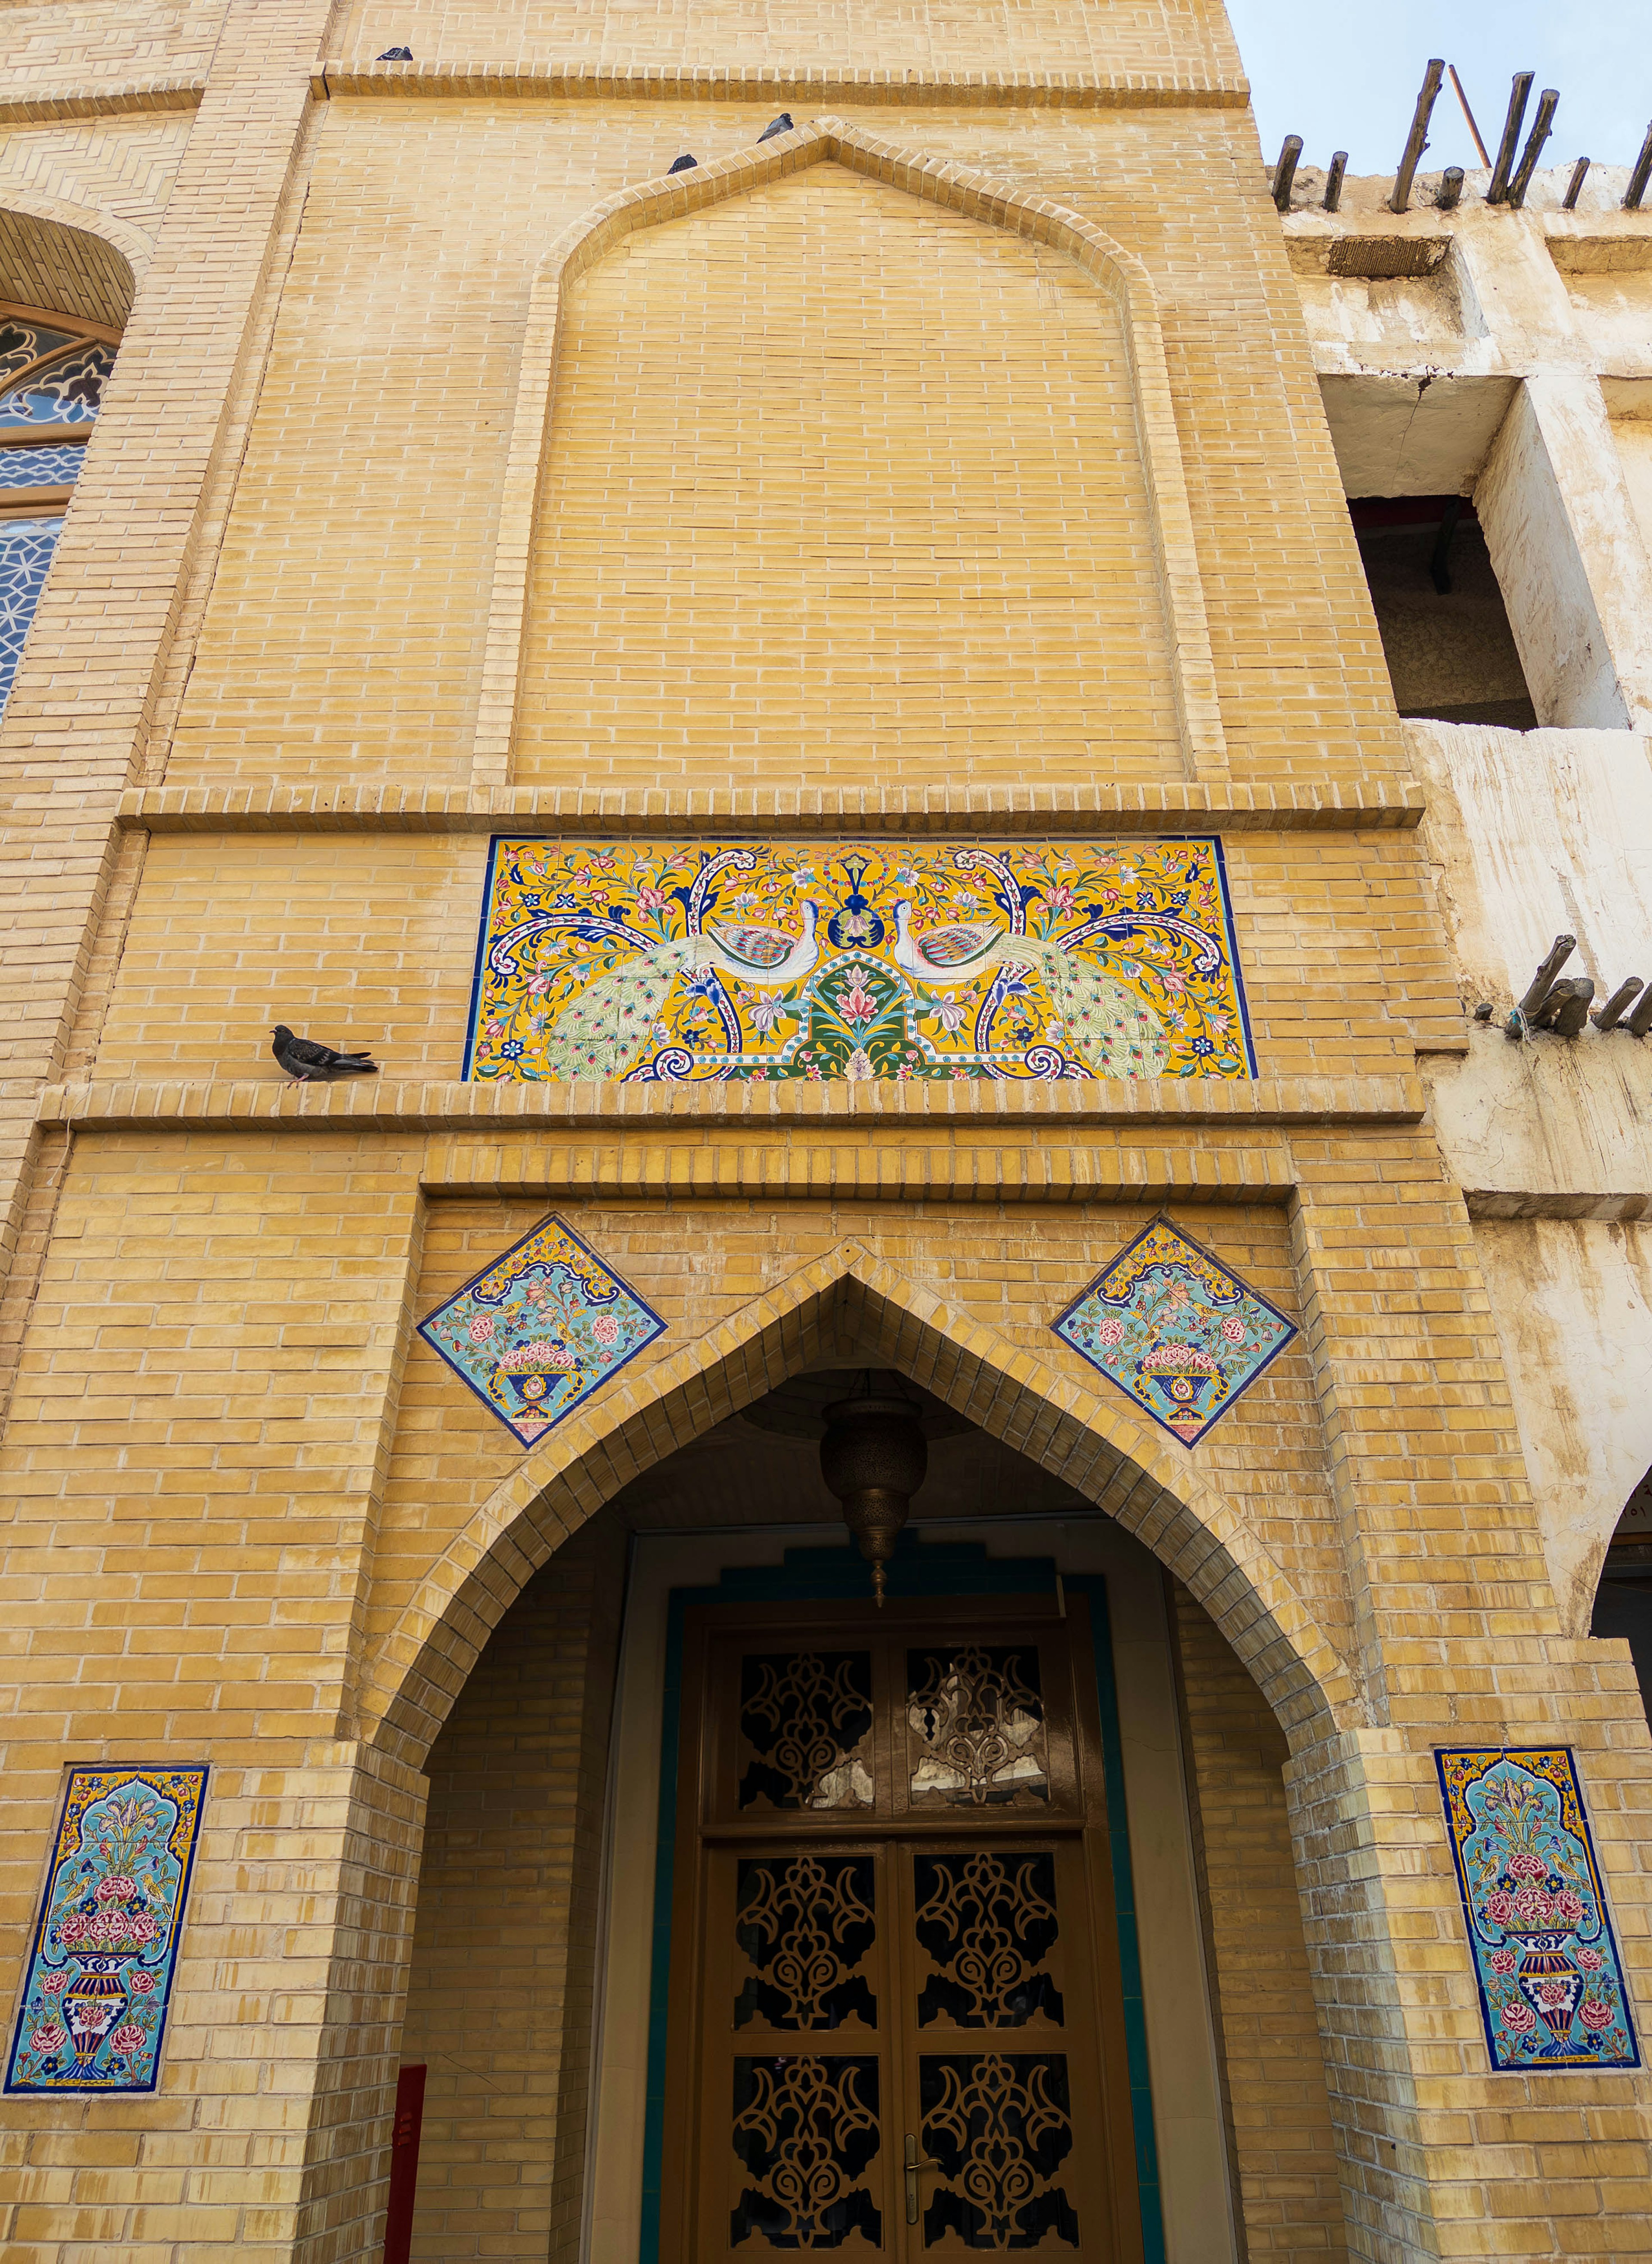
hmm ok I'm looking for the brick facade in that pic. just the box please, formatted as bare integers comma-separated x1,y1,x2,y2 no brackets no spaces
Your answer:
0,6,1649,2261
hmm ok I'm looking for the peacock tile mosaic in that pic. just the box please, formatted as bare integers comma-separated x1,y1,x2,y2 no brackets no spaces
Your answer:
464,838,1254,1086
418,1213,666,1447
5,1765,208,2095
1051,1217,1295,1447
1438,1747,1640,2072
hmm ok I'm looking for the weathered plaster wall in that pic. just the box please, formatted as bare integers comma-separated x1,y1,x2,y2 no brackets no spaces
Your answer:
1472,1219,1652,1632
1407,719,1652,1006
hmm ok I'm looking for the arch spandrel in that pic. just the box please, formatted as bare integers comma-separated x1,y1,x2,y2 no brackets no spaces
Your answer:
362,1238,1356,1769
472,117,1227,790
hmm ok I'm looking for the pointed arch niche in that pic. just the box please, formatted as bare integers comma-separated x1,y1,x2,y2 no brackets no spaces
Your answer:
373,1240,1350,2264
475,120,1227,795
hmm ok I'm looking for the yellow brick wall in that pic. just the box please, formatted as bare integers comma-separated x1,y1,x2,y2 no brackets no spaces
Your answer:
84,825,1455,1086
330,0,1245,83
2,6,1650,2259
371,1192,1345,1663
166,98,1405,795
0,3,224,101
399,1520,626,2264
517,164,1181,789
1173,1582,1348,2261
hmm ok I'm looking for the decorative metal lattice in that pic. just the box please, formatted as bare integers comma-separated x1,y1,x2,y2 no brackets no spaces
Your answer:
920,2051,1079,2248
907,1645,1048,1808
739,1651,875,1811
0,515,63,707
735,1855,878,2031
731,2054,882,2249
0,320,76,388
0,444,85,488
0,340,113,426
914,1852,1063,2029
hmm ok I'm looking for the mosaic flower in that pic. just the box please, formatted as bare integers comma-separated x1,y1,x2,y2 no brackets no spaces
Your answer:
1053,1220,1295,1448
417,1216,666,1449
1438,1748,1640,2073
6,1766,207,2095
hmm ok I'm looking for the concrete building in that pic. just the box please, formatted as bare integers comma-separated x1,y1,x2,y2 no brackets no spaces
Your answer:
0,8,1649,2262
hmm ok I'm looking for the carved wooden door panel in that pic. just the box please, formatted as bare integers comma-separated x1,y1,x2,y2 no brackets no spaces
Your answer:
662,1601,1143,2264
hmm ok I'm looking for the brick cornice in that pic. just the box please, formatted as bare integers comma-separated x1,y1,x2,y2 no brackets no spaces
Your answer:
314,61,1250,109
37,1070,1423,1133
0,77,206,126
111,779,1427,835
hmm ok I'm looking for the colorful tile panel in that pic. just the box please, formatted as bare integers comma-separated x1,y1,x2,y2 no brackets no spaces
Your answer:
5,1765,208,2095
1050,1217,1295,1447
464,838,1254,1085
1438,1747,1640,2071
418,1213,666,1448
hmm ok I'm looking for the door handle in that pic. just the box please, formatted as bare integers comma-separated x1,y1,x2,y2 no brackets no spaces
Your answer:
903,2132,942,2225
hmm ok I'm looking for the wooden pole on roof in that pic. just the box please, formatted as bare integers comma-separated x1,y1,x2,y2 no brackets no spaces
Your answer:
1447,65,1491,168
1390,58,1445,212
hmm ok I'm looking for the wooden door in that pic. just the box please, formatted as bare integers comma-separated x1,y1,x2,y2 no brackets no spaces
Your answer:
661,1598,1143,2262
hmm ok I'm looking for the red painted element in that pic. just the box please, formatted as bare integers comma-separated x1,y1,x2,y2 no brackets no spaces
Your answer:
382,2064,427,2264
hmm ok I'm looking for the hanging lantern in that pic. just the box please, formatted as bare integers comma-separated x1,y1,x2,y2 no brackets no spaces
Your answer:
819,1377,928,1605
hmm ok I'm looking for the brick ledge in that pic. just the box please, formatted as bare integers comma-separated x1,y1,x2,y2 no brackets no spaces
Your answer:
314,62,1250,109
38,1072,1424,1133
114,780,1425,835
0,78,206,125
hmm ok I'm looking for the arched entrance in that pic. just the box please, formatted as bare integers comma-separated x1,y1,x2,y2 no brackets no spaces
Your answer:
386,1342,1352,2264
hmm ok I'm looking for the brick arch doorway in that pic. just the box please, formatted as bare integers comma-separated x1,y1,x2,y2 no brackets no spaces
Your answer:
392,1374,1350,2264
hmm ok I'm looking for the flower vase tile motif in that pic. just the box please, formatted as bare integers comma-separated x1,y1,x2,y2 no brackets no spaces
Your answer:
1051,1217,1296,1448
464,838,1255,1086
417,1214,666,1448
6,1766,208,2095
1438,1748,1640,2072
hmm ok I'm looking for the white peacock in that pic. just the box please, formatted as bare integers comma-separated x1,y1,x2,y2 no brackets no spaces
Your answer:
540,903,820,1081
892,899,1168,1077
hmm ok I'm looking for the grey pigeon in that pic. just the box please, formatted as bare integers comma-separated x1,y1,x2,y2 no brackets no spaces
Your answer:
271,1025,379,1081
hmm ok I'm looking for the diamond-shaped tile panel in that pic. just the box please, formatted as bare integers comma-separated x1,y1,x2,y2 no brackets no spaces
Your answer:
418,1214,666,1448
1051,1217,1295,1448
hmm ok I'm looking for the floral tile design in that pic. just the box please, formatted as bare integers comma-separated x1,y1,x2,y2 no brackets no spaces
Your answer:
5,1765,208,2094
1050,1217,1295,1447
418,1213,666,1448
464,838,1254,1085
1438,1748,1640,2071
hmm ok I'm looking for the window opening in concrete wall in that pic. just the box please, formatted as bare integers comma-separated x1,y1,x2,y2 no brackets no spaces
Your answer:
1348,494,1538,729
1591,1467,1652,1728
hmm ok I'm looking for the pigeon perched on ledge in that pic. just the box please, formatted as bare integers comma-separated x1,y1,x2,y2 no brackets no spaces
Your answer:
271,1025,379,1081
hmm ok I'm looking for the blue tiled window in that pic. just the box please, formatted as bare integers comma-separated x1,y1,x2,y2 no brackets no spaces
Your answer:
0,515,65,705
0,442,86,488
0,310,117,711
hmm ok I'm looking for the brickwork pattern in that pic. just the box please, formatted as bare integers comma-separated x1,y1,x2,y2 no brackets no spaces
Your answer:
0,4,1650,2261
169,99,1405,798
331,0,1247,86
1174,1581,1350,2260
81,826,1446,1089
398,1522,626,2264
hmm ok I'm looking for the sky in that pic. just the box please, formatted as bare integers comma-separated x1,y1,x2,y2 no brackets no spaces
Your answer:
1225,0,1652,179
